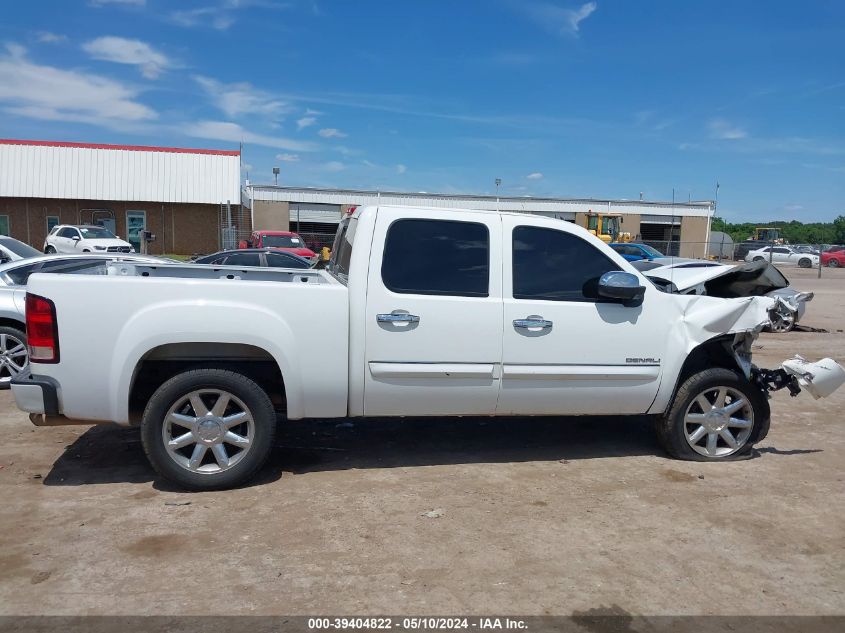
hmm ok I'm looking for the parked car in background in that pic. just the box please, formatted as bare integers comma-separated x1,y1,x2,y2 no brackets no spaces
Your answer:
239,230,317,262
733,240,771,261
609,242,666,262
821,245,845,268
44,225,134,254
0,236,41,263
0,254,169,388
794,245,821,255
744,245,818,268
193,248,311,269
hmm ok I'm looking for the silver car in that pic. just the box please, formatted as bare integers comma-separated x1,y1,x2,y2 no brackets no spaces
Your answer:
0,253,171,388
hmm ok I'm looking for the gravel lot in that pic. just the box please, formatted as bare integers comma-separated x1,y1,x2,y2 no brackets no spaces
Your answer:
0,266,843,616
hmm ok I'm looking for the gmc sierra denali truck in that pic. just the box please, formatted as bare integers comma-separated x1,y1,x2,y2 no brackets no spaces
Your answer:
11,205,845,490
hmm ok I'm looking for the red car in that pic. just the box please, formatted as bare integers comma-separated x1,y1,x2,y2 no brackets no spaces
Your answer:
821,246,845,268
240,230,317,260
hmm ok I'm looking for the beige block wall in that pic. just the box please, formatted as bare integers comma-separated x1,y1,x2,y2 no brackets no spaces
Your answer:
252,200,290,231
679,216,710,258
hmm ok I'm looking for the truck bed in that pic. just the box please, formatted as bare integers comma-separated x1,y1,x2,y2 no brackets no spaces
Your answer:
23,263,349,425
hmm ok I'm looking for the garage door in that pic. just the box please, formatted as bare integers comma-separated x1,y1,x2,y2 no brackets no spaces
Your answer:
289,203,342,224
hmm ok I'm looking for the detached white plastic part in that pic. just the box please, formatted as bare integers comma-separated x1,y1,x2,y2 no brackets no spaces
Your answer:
780,356,845,399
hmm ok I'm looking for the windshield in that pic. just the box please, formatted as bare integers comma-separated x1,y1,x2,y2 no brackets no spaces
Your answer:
79,226,117,239
262,235,303,248
640,244,664,257
0,238,40,258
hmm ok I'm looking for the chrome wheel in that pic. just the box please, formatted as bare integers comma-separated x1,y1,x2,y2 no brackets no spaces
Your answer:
0,332,28,384
769,311,795,333
162,389,255,474
683,386,754,457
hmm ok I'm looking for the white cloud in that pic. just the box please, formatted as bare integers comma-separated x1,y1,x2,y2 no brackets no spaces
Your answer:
171,1,288,30
172,7,235,30
318,127,347,138
522,1,597,36
296,116,316,129
184,120,316,151
82,36,170,79
36,32,67,44
526,172,544,180
396,164,407,174
708,118,747,140
195,75,288,118
89,0,146,6
323,161,346,172
0,43,156,126
276,153,300,162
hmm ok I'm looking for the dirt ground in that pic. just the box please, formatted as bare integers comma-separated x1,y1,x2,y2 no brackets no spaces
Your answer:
0,266,843,616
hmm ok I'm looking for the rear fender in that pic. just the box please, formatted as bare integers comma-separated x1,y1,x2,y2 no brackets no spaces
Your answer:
112,300,303,424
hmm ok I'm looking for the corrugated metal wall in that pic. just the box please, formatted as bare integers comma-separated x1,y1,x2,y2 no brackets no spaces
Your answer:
0,142,240,205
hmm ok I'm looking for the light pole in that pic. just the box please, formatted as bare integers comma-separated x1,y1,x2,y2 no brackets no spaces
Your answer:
495,178,501,211
273,166,280,186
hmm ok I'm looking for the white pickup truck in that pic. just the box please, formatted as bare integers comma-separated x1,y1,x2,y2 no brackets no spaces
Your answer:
11,205,845,489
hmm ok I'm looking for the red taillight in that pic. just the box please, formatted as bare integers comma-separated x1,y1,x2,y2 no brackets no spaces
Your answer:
25,293,59,363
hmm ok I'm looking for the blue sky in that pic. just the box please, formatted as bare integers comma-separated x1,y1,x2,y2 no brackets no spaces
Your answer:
0,0,843,221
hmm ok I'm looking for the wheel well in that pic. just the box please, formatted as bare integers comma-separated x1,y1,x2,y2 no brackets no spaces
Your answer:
674,336,743,396
0,317,25,333
129,342,286,422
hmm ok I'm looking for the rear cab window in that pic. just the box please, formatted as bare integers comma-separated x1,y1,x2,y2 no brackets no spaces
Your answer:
328,217,358,284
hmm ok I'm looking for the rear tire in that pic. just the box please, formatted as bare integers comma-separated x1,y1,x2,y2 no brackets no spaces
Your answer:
798,258,811,268
657,368,769,461
141,368,277,491
44,246,56,254
753,256,764,262
0,326,28,390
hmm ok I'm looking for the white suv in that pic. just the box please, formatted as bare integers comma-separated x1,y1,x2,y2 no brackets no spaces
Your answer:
44,225,134,254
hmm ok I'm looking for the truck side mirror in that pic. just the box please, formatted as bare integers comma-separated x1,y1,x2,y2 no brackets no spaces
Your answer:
597,271,645,307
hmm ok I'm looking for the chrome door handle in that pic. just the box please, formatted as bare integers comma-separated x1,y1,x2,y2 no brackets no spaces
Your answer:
377,312,420,324
513,315,553,330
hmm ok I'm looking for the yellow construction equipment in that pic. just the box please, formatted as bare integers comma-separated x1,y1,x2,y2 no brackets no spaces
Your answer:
584,212,632,243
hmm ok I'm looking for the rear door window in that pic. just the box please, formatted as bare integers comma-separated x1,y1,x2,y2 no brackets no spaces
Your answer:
222,253,262,267
265,252,309,269
381,219,489,297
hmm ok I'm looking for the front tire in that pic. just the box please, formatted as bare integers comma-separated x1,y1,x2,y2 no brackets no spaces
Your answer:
141,369,277,490
657,368,769,461
44,245,56,254
0,326,28,389
827,259,839,268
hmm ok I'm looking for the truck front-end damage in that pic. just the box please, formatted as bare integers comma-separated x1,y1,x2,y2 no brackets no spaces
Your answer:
684,295,845,401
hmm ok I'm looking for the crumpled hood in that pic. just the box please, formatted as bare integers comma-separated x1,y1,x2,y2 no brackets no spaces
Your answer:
644,260,790,297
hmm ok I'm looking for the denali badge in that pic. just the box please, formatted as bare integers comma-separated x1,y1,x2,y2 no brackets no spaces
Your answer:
626,357,661,364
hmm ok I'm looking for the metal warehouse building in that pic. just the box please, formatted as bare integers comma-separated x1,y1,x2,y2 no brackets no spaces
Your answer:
243,185,714,258
0,139,243,255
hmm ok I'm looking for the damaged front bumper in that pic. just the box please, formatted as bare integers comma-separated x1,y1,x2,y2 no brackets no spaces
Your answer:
755,356,845,399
